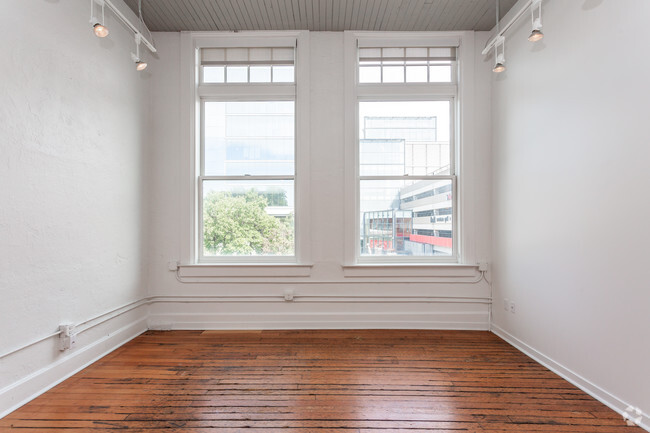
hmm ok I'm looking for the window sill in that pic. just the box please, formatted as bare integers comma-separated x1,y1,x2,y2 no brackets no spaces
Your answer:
342,264,478,278
178,264,313,278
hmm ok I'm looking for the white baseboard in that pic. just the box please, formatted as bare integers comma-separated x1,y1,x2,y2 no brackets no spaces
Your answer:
0,317,148,419
491,324,649,432
148,311,489,331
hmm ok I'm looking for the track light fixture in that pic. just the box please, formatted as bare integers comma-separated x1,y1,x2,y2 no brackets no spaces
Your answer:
135,60,148,71
93,23,109,38
492,36,506,73
528,0,544,42
131,34,147,71
90,0,109,38
86,0,156,71
482,0,550,73
491,0,505,73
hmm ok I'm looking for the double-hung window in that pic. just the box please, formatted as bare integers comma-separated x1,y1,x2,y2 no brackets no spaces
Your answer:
346,34,461,263
192,33,308,263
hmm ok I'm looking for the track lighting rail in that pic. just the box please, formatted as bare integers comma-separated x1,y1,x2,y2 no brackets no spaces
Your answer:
482,0,539,56
103,0,156,53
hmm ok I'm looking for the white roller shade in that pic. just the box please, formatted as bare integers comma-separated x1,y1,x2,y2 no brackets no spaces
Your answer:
201,47,295,66
359,47,456,63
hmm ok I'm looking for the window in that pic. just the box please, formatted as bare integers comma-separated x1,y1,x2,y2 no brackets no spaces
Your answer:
201,101,295,258
358,47,456,84
347,36,460,263
201,47,295,84
190,33,308,263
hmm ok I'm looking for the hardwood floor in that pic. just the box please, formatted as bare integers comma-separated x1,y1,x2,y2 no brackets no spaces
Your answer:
1,330,642,432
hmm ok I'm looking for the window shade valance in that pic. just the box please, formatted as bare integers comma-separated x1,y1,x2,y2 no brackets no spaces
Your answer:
201,47,295,66
358,47,456,63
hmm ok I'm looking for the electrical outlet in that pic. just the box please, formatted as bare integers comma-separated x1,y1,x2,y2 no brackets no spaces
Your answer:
509,301,516,314
58,324,77,351
503,299,509,311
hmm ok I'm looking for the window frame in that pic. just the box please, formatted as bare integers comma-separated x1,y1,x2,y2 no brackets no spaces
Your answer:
181,31,311,265
344,32,475,266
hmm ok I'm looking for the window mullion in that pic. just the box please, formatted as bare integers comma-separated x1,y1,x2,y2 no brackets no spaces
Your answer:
359,175,456,181
201,175,295,181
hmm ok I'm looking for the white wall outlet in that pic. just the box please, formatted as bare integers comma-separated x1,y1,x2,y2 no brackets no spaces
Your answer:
503,299,509,311
58,324,76,351
167,260,179,271
509,301,516,314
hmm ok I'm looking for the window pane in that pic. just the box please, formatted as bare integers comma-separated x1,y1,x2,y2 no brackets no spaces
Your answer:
250,66,272,82
359,101,450,176
273,65,294,82
360,179,452,257
226,66,248,83
429,65,452,82
203,180,294,257
359,66,381,83
406,65,428,82
204,101,294,176
203,66,225,83
382,66,404,83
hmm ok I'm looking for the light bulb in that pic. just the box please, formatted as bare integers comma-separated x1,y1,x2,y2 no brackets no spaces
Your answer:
493,51,506,73
93,23,109,38
135,61,148,71
528,29,544,42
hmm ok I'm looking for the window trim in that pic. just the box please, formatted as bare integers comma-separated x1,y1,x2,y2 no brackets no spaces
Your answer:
181,31,311,266
343,31,476,266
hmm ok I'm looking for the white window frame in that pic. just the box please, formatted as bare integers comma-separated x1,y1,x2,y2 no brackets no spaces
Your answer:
181,31,311,266
343,31,477,266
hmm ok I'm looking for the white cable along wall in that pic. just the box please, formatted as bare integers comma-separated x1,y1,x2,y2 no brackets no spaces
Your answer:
0,267,492,361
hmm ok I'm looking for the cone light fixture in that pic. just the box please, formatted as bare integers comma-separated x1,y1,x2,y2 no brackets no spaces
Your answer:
90,0,109,37
131,33,147,71
528,0,544,42
492,36,506,73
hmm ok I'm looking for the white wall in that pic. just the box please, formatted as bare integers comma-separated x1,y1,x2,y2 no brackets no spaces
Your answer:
146,31,494,330
491,0,650,424
0,0,150,416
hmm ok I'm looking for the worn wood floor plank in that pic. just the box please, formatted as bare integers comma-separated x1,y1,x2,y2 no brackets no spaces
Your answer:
0,330,642,432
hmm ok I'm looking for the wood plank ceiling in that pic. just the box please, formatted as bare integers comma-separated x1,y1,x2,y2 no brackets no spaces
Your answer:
123,0,518,32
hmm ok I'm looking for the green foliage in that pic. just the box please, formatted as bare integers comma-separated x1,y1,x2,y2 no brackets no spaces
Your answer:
203,190,294,256
230,188,288,207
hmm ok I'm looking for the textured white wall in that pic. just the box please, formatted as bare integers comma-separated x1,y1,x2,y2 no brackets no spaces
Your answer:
0,0,149,412
491,0,650,420
146,31,494,330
